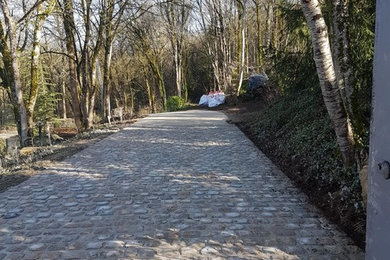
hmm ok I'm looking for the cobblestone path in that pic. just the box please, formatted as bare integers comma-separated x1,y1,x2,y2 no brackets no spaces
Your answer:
0,110,364,259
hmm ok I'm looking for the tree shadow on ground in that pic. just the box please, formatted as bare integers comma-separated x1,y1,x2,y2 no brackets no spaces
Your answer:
0,114,363,259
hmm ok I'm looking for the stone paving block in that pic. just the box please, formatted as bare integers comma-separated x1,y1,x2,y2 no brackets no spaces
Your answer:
0,110,364,259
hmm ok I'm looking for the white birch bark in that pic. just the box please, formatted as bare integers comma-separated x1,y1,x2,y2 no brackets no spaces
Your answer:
301,0,354,165
236,0,246,96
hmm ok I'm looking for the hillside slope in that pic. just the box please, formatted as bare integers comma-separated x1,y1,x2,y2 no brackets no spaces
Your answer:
224,88,366,248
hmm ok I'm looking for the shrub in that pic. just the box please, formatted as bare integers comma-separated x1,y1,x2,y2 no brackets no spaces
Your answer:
167,96,185,112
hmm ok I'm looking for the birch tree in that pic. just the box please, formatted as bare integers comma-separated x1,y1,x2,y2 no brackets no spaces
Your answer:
236,0,246,96
300,0,354,166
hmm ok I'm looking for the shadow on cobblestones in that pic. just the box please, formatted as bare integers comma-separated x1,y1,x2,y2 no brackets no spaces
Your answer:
0,110,364,259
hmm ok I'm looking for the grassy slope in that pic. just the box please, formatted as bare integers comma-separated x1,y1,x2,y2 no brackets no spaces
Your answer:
236,87,366,248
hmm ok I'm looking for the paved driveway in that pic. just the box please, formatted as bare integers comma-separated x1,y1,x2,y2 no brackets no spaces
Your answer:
0,110,364,259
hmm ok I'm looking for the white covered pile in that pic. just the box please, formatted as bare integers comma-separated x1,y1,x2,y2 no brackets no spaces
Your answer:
199,91,226,108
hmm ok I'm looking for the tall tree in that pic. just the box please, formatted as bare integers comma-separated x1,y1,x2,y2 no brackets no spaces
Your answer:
102,0,128,122
161,0,191,98
61,0,112,129
236,0,246,96
301,0,354,166
215,0,233,92
265,0,274,48
102,0,115,122
61,0,83,130
54,13,68,119
332,0,353,115
79,0,107,129
252,0,263,70
26,1,55,142
0,0,29,145
131,15,168,110
195,0,221,91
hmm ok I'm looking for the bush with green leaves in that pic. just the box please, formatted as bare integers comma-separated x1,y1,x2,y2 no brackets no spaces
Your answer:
167,96,185,112
34,89,60,123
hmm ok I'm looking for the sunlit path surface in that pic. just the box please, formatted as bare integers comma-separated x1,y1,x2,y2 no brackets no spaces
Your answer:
0,110,363,259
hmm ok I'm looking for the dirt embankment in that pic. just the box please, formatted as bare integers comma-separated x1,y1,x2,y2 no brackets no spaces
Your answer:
222,94,366,249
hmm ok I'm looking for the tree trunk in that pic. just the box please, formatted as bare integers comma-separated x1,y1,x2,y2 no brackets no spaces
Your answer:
236,0,246,96
101,0,114,121
87,90,96,128
210,42,221,90
331,0,344,100
0,0,29,146
332,0,353,115
129,83,134,118
197,0,221,90
27,2,53,142
96,59,104,117
87,58,99,129
156,64,167,111
148,58,166,111
174,43,183,97
145,77,155,113
60,80,67,119
54,8,67,120
301,0,354,166
339,1,353,112
151,82,157,113
237,1,242,73
245,25,249,74
162,0,189,98
103,41,113,122
272,0,279,50
183,42,190,102
27,13,43,139
266,0,273,48
62,0,83,130
215,0,231,92
183,54,189,102
255,0,263,70
80,0,92,129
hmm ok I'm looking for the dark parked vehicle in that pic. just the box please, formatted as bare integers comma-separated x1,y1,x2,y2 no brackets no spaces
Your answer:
248,73,269,93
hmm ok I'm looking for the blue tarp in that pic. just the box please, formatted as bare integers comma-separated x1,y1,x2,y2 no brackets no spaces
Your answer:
249,74,268,92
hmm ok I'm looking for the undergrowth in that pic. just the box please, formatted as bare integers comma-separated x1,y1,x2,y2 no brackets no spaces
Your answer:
167,96,185,112
240,87,366,247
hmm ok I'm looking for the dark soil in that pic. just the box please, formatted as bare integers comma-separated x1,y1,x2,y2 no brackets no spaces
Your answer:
223,99,366,250
51,127,78,138
0,171,32,193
